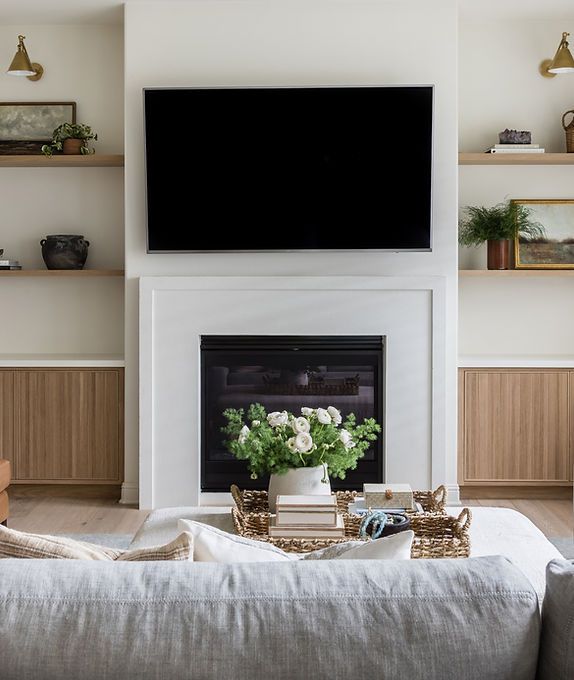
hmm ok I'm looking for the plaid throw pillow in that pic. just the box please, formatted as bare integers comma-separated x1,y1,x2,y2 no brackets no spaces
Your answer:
0,525,193,561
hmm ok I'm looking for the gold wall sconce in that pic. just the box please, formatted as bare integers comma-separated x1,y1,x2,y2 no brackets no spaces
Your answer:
540,32,574,78
6,35,44,81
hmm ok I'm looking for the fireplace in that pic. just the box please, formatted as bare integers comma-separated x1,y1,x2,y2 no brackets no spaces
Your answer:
201,335,385,491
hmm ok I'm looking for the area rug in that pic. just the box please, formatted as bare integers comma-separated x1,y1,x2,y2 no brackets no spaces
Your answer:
59,534,134,550
549,537,574,559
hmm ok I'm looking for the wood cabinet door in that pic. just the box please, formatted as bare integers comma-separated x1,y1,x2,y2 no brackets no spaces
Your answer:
462,370,570,483
0,371,15,474
16,370,122,482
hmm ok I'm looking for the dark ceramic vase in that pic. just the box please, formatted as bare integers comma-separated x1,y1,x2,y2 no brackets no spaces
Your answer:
40,234,90,270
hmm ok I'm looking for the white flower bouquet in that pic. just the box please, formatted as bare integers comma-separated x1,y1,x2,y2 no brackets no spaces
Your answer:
222,402,381,480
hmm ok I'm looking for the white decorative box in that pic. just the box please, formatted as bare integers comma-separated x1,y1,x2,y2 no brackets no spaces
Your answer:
363,483,414,510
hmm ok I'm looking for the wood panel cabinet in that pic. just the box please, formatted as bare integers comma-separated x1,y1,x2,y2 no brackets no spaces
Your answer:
458,368,573,487
0,368,123,484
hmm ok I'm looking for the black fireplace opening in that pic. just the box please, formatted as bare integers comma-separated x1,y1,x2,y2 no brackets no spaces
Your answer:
201,335,385,492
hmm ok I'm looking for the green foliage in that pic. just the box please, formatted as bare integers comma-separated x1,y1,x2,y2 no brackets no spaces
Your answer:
222,403,381,480
41,123,98,156
458,201,545,246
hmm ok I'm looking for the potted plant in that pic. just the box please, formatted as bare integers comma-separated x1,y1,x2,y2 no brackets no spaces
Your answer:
222,403,381,511
458,201,545,270
41,123,98,156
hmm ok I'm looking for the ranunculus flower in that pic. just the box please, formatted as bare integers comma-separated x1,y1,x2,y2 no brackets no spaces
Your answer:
292,416,311,434
316,408,332,425
327,406,342,425
339,429,353,447
251,420,260,427
295,432,313,453
267,411,289,427
238,425,250,444
286,437,298,453
301,407,314,416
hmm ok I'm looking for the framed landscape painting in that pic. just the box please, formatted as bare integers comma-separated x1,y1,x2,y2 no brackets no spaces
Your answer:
514,199,574,269
0,102,76,154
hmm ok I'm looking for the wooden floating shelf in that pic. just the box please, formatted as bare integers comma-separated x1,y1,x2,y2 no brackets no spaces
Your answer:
459,152,574,166
0,270,124,277
459,269,574,277
0,154,124,168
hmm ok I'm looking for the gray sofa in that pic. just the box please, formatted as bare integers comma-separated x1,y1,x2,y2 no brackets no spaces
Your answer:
2,555,571,680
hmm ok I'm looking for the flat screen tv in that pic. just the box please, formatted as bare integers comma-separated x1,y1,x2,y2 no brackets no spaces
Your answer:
144,86,433,252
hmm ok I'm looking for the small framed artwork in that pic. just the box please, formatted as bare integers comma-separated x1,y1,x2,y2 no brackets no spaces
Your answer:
513,199,574,269
0,102,76,154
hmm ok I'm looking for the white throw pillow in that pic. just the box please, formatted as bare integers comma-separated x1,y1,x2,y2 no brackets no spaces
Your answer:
178,519,413,563
178,520,294,562
303,530,414,561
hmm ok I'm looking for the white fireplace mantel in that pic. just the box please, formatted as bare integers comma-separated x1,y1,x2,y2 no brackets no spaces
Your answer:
139,275,451,509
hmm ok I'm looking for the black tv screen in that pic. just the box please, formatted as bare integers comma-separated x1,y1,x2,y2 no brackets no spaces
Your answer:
144,86,433,252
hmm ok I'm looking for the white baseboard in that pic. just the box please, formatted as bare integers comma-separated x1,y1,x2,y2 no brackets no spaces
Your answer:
119,483,139,505
446,484,460,506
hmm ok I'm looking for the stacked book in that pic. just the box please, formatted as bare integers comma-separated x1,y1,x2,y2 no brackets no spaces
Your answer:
0,259,22,270
488,144,544,154
269,494,344,538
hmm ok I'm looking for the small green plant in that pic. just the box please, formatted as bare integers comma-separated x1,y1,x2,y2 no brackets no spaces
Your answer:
41,123,98,156
222,403,381,480
459,201,545,246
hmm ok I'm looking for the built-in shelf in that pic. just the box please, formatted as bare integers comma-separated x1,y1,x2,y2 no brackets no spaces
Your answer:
0,154,124,168
0,354,125,367
0,269,124,277
459,152,574,166
459,269,574,277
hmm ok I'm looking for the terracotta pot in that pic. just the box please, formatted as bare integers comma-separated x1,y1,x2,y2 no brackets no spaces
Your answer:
62,138,84,155
267,465,331,513
487,239,510,270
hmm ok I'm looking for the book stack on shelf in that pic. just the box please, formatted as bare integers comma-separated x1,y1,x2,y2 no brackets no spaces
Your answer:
0,258,22,271
488,143,544,154
269,494,344,538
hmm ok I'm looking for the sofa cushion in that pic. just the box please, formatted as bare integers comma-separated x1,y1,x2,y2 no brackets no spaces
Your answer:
537,558,574,680
179,519,413,562
0,556,540,680
0,524,193,561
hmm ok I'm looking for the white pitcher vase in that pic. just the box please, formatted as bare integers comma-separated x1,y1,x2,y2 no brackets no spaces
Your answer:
268,465,331,513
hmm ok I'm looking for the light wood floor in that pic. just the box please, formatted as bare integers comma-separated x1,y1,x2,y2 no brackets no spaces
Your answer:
8,486,149,535
7,487,574,538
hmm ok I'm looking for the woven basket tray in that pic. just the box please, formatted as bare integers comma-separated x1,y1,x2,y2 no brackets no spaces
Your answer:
230,485,471,558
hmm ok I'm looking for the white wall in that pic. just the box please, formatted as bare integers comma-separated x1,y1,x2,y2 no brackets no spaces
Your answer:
124,0,458,506
0,24,124,356
459,17,574,359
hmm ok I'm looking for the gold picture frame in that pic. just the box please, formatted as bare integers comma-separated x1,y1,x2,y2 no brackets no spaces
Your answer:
513,198,574,269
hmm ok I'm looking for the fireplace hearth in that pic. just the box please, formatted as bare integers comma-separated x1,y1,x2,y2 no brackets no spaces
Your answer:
201,335,385,491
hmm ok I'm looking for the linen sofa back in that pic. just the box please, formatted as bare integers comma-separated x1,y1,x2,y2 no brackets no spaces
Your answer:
537,558,574,680
0,556,539,680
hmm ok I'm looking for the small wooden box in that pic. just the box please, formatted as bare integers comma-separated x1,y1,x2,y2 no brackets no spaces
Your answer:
363,483,414,510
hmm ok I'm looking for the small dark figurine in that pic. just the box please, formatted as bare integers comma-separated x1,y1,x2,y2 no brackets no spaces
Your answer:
499,129,532,144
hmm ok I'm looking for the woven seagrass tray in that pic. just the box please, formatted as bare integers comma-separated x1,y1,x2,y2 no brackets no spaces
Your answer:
231,485,471,558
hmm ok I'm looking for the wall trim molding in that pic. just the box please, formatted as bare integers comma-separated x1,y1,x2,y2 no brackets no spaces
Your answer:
119,482,139,505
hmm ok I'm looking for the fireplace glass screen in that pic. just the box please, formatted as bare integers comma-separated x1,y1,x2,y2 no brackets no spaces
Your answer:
201,336,385,492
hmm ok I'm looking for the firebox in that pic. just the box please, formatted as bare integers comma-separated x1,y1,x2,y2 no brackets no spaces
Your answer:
201,335,385,491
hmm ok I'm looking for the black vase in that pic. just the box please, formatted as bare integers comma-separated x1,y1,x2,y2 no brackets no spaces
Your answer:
40,234,90,270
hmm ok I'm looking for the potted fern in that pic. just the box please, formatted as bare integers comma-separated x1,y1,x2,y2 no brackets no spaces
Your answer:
459,201,545,270
222,403,381,511
41,123,98,156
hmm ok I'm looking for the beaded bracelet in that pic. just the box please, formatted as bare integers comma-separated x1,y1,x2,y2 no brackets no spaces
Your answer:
359,510,388,539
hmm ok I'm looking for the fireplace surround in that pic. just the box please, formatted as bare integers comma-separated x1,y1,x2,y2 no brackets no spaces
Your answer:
201,335,385,491
139,276,451,508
